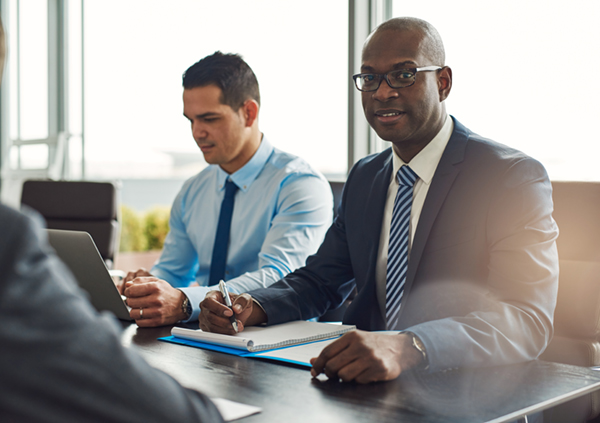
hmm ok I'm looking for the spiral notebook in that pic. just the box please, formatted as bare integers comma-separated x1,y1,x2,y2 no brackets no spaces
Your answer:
162,321,356,367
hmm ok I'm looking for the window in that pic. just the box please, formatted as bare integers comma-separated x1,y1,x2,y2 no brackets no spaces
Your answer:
81,0,348,209
1,0,82,204
391,0,600,181
10,0,49,141
1,0,349,209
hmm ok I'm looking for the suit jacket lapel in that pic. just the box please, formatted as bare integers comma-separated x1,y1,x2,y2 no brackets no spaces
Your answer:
353,149,393,330
401,118,470,307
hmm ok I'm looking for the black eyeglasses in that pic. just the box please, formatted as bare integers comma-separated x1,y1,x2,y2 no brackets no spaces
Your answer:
352,66,442,92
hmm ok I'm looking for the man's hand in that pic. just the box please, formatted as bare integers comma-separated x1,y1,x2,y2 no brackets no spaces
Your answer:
123,277,187,327
199,291,266,334
115,268,153,294
310,331,424,384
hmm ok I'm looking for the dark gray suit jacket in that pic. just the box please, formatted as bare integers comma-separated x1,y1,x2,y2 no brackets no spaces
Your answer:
0,204,223,423
250,117,559,372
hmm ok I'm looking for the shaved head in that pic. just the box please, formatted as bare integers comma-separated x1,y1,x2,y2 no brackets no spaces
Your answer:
365,17,446,66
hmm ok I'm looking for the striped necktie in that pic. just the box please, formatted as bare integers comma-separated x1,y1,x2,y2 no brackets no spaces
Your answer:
208,179,239,286
386,165,418,330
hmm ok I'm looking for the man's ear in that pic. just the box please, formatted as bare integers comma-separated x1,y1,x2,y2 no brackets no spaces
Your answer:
241,99,259,127
438,66,452,102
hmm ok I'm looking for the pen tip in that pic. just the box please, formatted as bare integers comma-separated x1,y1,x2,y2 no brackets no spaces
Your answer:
233,321,239,333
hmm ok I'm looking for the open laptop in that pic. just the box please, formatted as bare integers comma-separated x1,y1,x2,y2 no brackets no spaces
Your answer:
46,229,133,321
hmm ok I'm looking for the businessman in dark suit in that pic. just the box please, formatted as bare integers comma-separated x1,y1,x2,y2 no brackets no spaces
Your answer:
198,17,559,384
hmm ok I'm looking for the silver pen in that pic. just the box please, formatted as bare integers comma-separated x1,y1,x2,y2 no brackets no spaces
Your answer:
218,280,239,333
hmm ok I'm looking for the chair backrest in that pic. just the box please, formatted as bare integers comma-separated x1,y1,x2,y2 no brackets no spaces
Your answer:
21,180,119,268
540,181,600,367
329,180,345,218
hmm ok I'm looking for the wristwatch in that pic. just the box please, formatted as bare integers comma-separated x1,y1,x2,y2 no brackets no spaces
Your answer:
401,331,429,370
181,295,192,321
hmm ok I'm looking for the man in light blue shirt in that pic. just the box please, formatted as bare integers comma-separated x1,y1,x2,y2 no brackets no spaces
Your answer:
122,52,332,327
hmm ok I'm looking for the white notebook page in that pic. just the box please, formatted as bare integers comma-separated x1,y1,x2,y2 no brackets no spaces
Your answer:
171,321,355,352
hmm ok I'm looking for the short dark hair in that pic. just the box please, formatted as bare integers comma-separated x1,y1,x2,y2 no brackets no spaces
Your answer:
182,51,260,109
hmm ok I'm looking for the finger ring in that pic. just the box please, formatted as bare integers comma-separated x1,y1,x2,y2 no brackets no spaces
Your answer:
139,308,144,319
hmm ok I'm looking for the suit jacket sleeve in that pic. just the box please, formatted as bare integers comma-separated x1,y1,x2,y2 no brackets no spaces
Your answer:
407,155,559,372
0,205,223,423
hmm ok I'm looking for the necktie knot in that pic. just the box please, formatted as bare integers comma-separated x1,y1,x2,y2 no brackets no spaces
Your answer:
224,179,239,198
396,166,418,187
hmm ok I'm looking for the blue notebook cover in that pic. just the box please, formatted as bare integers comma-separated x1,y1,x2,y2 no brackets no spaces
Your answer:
159,335,314,368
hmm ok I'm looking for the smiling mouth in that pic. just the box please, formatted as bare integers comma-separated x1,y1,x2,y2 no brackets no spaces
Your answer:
374,110,405,123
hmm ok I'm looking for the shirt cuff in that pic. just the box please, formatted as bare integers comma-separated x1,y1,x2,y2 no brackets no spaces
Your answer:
178,286,217,323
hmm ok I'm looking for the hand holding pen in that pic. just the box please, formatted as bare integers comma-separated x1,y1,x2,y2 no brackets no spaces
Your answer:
198,282,268,335
218,280,239,333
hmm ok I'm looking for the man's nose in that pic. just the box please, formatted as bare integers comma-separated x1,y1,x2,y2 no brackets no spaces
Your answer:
192,122,208,139
372,78,399,102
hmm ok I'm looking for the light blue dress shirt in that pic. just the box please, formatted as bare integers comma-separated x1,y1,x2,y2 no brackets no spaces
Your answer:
151,137,333,321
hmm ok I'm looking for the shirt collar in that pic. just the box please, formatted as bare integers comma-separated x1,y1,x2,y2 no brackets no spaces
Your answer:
216,135,274,193
392,115,454,185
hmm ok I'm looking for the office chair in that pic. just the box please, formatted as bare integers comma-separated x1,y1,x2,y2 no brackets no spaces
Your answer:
20,180,120,269
540,181,600,422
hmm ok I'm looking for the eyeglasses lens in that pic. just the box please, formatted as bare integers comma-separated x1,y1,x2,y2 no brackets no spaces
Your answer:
388,70,416,88
357,69,416,91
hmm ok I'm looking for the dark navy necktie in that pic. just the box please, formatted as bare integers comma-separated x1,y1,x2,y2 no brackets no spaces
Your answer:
386,165,418,330
208,179,239,286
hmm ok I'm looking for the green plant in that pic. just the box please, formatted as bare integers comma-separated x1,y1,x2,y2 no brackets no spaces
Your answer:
119,205,147,252
119,205,171,252
143,206,171,251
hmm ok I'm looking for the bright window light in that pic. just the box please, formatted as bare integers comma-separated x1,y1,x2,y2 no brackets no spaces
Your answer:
391,0,600,181
82,0,349,180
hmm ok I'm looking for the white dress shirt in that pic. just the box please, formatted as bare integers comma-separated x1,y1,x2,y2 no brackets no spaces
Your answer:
375,116,454,319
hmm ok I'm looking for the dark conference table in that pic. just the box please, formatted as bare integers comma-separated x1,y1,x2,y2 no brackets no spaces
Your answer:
121,323,600,423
